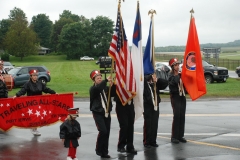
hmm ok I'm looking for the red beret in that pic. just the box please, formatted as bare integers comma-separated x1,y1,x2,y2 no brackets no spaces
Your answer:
29,69,38,75
90,70,101,80
68,108,79,117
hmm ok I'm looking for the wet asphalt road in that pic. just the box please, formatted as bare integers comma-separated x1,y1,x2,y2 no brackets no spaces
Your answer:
1,99,240,160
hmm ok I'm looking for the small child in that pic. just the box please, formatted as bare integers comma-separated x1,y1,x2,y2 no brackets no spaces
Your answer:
60,108,81,160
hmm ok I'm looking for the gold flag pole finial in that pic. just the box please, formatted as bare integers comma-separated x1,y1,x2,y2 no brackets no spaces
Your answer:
190,8,194,18
148,9,157,18
118,0,125,7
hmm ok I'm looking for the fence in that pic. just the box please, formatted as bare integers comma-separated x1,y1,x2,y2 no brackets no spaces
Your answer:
155,54,240,70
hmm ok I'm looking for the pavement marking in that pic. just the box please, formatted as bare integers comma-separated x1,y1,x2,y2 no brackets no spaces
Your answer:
77,113,240,117
156,133,240,136
135,132,240,151
187,140,240,151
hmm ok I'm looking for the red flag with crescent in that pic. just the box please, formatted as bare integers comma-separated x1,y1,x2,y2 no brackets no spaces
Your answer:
181,17,207,100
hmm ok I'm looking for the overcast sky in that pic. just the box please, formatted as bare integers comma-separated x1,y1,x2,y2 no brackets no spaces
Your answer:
0,0,239,47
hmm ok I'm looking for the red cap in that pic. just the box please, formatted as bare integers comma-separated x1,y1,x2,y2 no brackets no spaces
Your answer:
29,69,38,75
68,108,79,117
169,58,180,67
90,70,101,80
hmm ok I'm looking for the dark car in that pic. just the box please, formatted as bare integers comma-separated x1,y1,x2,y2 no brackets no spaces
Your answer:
96,56,112,65
235,66,240,77
202,60,229,83
180,59,229,84
8,66,51,87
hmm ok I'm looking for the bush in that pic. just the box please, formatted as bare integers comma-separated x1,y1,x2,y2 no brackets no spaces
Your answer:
0,53,10,61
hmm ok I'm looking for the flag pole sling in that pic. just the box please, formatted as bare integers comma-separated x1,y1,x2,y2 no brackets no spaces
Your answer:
149,10,157,107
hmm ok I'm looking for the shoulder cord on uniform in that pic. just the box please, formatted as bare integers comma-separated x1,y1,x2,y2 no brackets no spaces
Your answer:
100,90,107,113
178,78,185,96
147,82,157,111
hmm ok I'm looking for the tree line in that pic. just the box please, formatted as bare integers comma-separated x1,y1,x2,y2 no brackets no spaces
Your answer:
0,7,114,60
155,40,240,52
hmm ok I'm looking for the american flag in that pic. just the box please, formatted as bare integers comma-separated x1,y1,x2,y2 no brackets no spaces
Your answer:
108,6,136,106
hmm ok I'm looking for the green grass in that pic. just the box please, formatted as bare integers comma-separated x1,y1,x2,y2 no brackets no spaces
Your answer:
7,55,240,98
204,78,240,97
9,55,98,97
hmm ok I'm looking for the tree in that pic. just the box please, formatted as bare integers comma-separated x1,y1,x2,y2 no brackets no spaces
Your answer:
58,22,88,59
59,10,80,22
30,14,53,48
8,7,28,24
50,18,74,52
4,16,37,61
91,16,114,57
0,19,11,49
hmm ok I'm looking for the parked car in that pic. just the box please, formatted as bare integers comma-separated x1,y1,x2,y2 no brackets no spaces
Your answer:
202,60,229,83
155,62,171,73
155,62,171,93
180,59,229,84
3,61,15,71
80,56,94,61
236,66,240,77
96,56,112,65
8,66,51,87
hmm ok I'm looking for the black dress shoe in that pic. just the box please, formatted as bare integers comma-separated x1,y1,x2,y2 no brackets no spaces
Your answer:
126,148,137,154
171,138,179,144
96,151,102,156
179,137,187,143
144,144,152,148
150,144,159,147
101,154,111,158
117,148,126,153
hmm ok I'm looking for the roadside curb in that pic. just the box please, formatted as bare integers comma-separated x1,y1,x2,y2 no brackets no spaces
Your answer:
74,97,240,102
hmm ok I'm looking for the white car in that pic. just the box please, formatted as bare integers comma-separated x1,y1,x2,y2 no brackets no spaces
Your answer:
155,62,171,73
155,62,171,93
3,61,15,71
80,56,94,61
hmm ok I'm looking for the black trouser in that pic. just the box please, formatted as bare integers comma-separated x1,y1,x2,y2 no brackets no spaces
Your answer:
143,103,159,145
92,111,111,156
170,94,186,139
116,102,135,150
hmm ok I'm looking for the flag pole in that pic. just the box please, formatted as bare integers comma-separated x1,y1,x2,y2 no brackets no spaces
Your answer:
105,59,115,118
138,0,143,82
106,0,124,117
148,9,157,108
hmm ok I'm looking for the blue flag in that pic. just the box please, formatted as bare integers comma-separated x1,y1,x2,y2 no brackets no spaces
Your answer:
143,21,154,75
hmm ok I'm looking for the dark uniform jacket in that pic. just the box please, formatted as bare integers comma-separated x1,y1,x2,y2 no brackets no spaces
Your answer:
59,119,81,148
143,76,168,105
168,72,185,94
0,80,8,98
89,79,115,114
16,79,56,97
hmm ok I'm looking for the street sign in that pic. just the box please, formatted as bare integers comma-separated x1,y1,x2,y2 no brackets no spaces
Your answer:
100,64,112,68
100,70,115,74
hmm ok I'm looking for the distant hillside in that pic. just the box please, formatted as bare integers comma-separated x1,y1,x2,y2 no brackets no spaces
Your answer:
155,40,240,52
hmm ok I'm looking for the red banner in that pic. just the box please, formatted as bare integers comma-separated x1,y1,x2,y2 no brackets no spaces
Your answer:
0,93,73,131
